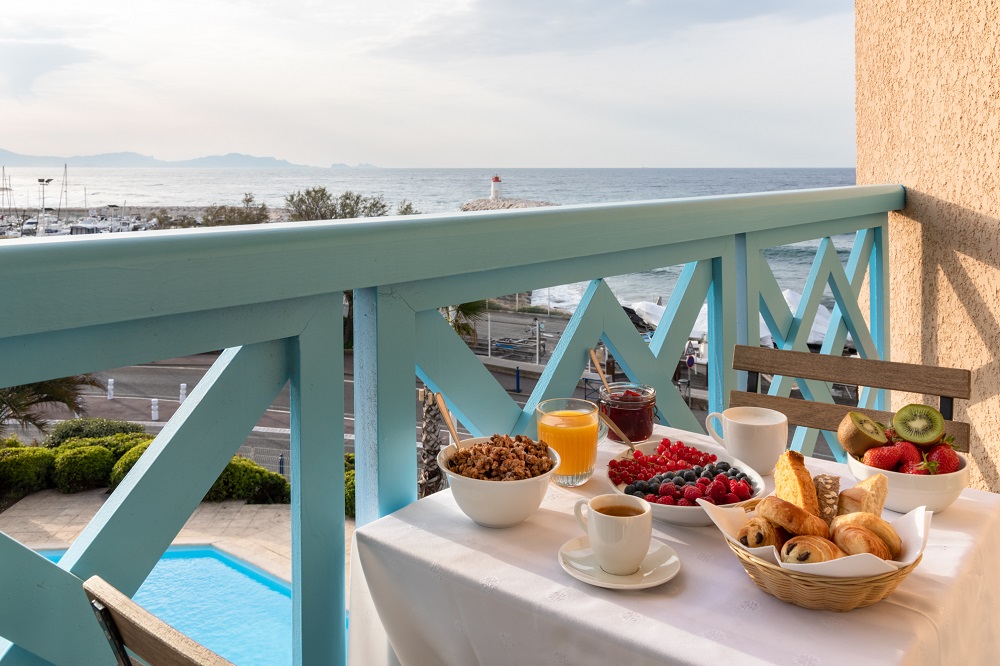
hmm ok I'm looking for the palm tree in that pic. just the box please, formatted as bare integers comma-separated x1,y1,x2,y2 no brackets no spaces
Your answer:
0,375,104,436
446,300,489,347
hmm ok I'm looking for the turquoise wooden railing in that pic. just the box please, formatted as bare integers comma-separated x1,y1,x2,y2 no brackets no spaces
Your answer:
0,184,903,665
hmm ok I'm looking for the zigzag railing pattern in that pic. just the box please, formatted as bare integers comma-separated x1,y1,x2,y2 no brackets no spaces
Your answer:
0,186,903,665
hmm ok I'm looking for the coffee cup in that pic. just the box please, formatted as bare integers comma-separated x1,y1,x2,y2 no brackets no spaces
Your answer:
573,494,652,575
706,406,787,475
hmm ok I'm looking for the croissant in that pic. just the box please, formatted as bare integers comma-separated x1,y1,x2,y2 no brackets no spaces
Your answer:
738,517,790,549
830,512,902,559
832,524,892,560
756,496,830,539
781,536,847,564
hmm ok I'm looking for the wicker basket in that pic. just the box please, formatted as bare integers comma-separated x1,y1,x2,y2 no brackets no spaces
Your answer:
726,541,921,611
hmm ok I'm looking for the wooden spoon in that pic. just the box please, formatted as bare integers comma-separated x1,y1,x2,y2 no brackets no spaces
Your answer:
435,392,464,447
589,348,612,393
597,410,636,457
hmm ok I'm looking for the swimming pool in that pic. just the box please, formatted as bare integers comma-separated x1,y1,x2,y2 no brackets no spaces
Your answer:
43,546,291,665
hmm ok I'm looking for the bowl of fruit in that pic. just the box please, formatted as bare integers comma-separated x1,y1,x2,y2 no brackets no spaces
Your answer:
606,437,765,527
839,405,969,513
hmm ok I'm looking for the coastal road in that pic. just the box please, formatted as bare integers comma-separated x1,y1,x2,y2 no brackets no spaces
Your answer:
64,352,559,455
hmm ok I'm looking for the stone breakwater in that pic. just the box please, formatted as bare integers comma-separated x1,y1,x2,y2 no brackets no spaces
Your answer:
460,198,556,211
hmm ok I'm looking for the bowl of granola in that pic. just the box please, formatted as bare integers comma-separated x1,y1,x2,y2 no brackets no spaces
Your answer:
438,434,560,528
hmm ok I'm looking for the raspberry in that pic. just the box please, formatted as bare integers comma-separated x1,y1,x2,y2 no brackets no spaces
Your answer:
732,480,752,501
696,476,711,486
683,485,704,501
657,495,676,505
644,494,657,503
659,482,677,497
700,496,717,505
707,480,727,501
722,492,740,505
676,498,693,507
714,473,730,487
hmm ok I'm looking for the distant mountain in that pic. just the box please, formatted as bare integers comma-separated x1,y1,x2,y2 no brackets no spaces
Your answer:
330,162,380,169
0,148,310,168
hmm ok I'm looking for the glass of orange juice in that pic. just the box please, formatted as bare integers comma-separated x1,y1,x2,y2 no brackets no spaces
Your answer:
536,398,603,487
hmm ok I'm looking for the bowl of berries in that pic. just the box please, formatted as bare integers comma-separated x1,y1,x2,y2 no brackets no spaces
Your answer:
606,438,765,527
840,406,969,513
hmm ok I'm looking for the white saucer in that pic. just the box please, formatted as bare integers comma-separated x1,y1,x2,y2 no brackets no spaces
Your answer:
558,536,681,590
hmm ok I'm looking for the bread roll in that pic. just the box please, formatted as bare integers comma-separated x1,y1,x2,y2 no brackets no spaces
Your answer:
813,474,840,526
774,451,821,518
738,516,790,549
830,512,902,559
781,536,847,563
756,495,830,539
832,524,892,560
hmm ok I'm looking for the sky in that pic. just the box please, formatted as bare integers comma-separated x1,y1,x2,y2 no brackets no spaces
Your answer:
2,1,856,168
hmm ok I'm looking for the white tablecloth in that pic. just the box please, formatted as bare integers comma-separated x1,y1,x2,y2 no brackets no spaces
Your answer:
348,427,1000,666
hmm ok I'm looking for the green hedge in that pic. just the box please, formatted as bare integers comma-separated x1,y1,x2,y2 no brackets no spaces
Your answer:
109,441,153,490
43,418,146,449
204,457,290,504
53,446,113,493
59,433,154,463
0,447,56,495
1,435,24,449
345,453,355,518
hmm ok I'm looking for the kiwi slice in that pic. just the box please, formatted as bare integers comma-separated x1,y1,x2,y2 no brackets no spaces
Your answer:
837,411,888,457
892,403,945,445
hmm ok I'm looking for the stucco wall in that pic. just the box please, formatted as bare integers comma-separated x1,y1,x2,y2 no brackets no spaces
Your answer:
856,1,1000,491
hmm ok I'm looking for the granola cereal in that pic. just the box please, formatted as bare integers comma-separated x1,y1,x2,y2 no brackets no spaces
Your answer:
447,434,555,481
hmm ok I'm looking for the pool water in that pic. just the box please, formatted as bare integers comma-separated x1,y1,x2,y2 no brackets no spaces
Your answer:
43,546,291,665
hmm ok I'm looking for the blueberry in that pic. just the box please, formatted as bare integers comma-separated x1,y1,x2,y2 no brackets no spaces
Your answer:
672,475,686,486
624,484,636,495
683,470,697,482
648,482,660,495
737,473,749,482
706,464,717,475
716,462,731,472
701,469,714,478
632,491,645,498
692,465,703,475
635,480,649,493
727,468,740,477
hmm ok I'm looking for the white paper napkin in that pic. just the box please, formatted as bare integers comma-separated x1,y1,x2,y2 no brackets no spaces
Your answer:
698,499,931,578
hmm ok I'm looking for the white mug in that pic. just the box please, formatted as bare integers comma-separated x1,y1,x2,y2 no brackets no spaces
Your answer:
573,494,652,575
706,406,788,475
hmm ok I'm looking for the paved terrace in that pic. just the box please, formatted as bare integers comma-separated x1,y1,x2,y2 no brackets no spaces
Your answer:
0,488,356,601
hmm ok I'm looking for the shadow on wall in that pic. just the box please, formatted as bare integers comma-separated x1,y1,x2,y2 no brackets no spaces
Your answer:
900,190,1000,492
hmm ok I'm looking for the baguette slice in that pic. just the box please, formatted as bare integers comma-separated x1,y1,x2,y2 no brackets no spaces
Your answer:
774,451,821,518
837,474,888,516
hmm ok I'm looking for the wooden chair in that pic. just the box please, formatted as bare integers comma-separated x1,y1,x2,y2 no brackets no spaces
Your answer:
728,345,972,454
83,575,234,666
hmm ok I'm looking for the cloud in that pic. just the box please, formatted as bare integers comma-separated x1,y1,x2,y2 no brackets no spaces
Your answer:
374,0,854,59
0,42,94,96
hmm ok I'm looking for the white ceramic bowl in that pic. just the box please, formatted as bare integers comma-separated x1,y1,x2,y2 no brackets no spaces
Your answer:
608,441,765,527
846,452,969,513
438,437,560,528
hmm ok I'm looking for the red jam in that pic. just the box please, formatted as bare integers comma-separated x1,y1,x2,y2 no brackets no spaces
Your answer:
599,383,656,443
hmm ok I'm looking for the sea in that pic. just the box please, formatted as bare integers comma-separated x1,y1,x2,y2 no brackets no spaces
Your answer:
2,166,856,312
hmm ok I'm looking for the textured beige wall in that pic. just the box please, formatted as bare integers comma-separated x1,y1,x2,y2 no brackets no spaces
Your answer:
856,1,1000,491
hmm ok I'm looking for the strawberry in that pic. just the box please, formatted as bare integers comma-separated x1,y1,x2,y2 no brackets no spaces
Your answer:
925,443,960,475
894,441,923,469
899,460,930,475
862,445,900,470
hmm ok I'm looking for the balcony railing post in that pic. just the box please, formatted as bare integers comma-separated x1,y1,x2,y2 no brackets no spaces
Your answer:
289,298,345,665
354,287,419,526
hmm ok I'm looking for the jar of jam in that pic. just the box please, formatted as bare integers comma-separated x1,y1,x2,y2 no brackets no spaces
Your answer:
598,382,656,443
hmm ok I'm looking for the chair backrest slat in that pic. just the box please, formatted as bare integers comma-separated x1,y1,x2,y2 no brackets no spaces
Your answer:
728,391,971,452
84,576,234,666
732,346,972,398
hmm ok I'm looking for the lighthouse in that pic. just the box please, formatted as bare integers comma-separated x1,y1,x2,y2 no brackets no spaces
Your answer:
490,175,502,199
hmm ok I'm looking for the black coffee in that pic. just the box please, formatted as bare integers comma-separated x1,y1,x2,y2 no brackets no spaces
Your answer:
595,505,644,517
